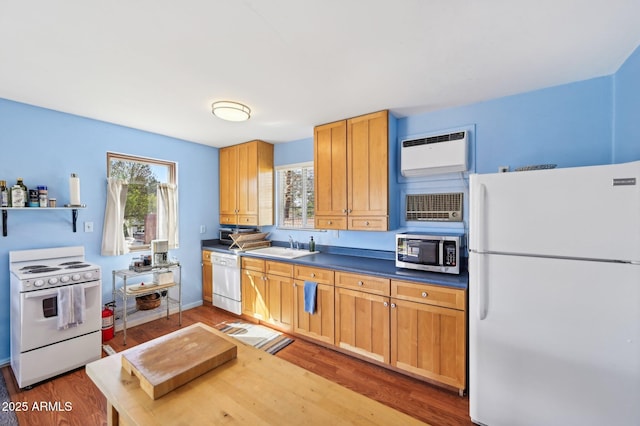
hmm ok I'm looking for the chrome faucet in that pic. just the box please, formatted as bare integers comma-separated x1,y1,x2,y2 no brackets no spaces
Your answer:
289,235,294,249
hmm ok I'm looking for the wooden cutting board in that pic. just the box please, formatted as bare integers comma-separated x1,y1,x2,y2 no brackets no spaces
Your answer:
121,323,237,400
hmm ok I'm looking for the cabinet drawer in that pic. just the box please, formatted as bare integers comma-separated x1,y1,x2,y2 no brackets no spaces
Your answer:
335,271,390,296
237,215,257,225
391,280,466,310
241,257,265,272
220,214,237,225
294,265,334,285
266,261,293,277
315,216,347,230
202,250,212,262
347,216,388,231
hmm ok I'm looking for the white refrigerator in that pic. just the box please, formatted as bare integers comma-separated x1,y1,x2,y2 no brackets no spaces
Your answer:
468,161,640,426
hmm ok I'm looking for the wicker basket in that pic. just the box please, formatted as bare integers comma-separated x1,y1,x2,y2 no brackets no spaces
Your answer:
136,292,161,310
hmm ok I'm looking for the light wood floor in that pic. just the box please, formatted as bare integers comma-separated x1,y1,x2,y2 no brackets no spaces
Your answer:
3,305,472,425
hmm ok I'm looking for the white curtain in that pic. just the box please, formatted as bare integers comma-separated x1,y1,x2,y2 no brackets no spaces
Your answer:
101,178,129,256
157,183,179,249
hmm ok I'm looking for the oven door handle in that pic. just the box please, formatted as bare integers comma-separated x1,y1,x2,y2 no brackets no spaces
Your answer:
24,281,101,299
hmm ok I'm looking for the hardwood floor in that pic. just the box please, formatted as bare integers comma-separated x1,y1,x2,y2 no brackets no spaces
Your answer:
3,305,472,425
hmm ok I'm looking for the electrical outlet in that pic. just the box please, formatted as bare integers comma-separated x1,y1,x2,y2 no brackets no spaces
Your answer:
200,225,206,234
84,221,94,232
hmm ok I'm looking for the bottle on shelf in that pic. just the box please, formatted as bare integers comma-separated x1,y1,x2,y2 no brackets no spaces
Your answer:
10,184,25,208
309,236,316,252
16,178,28,207
0,180,8,207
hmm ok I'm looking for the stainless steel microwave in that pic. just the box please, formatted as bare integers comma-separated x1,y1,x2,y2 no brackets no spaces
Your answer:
396,232,462,274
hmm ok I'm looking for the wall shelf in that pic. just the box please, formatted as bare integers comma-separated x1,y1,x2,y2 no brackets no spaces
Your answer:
1,206,85,237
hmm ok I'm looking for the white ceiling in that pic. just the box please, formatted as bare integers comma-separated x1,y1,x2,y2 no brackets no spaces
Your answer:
1,1,639,148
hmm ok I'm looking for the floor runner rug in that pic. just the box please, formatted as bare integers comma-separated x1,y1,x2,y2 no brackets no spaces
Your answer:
216,321,294,355
0,373,19,425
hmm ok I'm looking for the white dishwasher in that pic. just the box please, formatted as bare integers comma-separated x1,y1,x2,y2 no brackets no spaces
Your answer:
211,251,241,315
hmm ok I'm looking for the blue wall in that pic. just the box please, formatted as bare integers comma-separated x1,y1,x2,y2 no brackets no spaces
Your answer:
0,99,218,364
1,42,639,363
614,44,640,162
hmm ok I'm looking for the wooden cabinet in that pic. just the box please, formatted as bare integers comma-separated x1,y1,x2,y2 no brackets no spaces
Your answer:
293,280,335,345
335,272,391,363
390,280,467,393
314,110,389,231
241,258,294,332
292,265,335,344
202,251,212,304
219,140,274,226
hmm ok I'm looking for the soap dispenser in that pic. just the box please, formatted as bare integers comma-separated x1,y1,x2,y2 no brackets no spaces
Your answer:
309,236,316,252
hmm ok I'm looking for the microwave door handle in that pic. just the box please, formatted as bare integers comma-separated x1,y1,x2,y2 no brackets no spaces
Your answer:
439,241,444,266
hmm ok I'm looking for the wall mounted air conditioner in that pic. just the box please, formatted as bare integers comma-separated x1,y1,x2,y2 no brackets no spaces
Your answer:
401,130,468,177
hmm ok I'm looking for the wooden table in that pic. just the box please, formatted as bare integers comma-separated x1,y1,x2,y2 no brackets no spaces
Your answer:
86,323,426,425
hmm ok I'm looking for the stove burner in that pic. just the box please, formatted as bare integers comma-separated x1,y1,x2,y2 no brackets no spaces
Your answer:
65,264,90,269
25,267,61,273
20,265,49,270
59,261,84,266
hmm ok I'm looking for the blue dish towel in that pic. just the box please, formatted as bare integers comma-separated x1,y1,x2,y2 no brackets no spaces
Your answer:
304,281,318,314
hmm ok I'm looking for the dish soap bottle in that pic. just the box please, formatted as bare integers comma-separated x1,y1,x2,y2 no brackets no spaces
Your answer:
309,236,316,252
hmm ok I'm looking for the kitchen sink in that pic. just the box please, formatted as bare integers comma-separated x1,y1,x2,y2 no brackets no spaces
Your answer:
246,246,319,259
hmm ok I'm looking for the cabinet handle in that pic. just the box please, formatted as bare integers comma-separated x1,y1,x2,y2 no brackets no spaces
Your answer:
365,221,370,226
246,218,250,222
391,303,397,308
421,291,428,298
383,301,389,307
328,221,332,225
357,281,364,286
310,272,316,278
342,209,347,213
348,209,352,213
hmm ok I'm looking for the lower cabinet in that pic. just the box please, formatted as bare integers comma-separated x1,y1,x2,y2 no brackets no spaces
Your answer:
241,258,294,332
239,257,467,393
293,280,335,345
390,280,467,393
335,287,390,363
202,251,212,304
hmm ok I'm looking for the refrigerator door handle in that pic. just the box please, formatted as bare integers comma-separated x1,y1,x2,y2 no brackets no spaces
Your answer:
477,253,488,320
472,183,487,252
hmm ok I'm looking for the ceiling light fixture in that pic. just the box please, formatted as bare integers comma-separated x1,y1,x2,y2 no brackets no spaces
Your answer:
211,101,251,122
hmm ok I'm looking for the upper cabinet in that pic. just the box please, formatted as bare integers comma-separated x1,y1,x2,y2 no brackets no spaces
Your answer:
314,110,391,231
219,140,274,226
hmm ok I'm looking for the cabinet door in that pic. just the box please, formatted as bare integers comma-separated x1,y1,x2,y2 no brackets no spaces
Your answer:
202,254,213,304
219,145,238,218
391,298,466,390
237,141,258,220
347,110,388,219
335,287,390,363
265,274,294,332
314,120,348,226
241,269,267,319
293,280,335,345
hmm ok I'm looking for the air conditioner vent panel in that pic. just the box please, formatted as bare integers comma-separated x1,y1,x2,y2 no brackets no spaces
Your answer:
406,193,463,222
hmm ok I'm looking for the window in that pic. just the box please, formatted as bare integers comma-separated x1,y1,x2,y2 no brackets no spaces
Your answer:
106,152,177,251
276,162,314,229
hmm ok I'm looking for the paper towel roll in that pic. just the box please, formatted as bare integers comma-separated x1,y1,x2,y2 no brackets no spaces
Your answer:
69,173,81,205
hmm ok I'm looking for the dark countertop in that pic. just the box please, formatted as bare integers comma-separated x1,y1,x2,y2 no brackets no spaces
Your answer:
202,241,468,290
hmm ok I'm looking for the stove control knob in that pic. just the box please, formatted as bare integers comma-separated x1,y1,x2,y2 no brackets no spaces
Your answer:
34,279,45,287
83,272,93,280
72,274,81,281
60,276,71,283
48,277,59,285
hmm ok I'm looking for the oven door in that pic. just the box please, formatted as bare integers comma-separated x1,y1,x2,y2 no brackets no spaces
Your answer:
19,281,101,352
398,238,441,266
